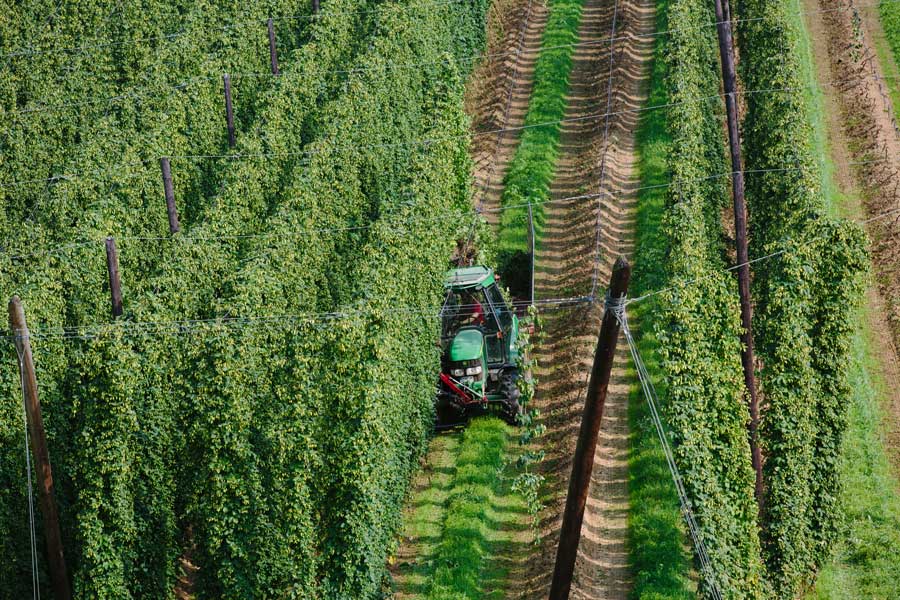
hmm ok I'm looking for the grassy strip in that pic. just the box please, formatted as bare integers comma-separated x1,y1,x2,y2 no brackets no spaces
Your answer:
792,4,900,597
625,0,696,596
811,311,900,598
392,435,462,597
879,0,900,118
424,418,520,600
497,0,584,256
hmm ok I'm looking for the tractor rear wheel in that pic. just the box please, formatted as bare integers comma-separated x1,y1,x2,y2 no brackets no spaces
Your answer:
498,370,522,425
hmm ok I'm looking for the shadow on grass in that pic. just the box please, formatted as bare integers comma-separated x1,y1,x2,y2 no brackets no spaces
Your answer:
391,418,531,600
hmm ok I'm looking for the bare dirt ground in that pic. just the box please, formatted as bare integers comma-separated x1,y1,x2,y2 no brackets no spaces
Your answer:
509,0,656,597
804,0,900,467
468,0,550,221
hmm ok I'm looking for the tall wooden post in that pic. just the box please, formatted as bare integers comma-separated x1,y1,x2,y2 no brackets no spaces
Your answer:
8,297,71,600
223,73,236,148
160,157,179,233
549,257,631,600
267,19,280,76
312,0,320,14
712,0,764,511
105,237,123,318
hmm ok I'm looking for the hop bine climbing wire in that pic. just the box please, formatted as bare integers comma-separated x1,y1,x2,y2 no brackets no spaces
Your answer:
611,300,724,600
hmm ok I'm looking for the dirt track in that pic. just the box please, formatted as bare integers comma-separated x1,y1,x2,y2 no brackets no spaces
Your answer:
513,0,655,597
469,0,549,220
392,0,656,595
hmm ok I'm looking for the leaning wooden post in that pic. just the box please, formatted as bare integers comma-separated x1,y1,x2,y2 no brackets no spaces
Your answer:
8,297,72,600
223,73,236,148
267,18,280,76
713,0,764,512
160,157,179,233
549,256,631,600
105,237,123,318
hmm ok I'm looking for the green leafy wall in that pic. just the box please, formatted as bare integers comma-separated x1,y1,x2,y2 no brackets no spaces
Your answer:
639,0,764,596
0,0,490,597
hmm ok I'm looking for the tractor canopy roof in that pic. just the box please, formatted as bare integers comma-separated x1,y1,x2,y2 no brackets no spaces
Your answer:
445,266,495,291
449,328,484,361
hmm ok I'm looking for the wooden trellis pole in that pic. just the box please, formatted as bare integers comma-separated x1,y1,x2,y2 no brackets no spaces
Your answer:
267,19,280,76
712,0,764,511
9,297,71,600
160,157,179,233
223,73,236,147
105,237,123,318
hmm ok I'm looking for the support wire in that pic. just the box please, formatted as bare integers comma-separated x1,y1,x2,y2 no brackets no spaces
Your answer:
610,300,724,600
14,337,41,600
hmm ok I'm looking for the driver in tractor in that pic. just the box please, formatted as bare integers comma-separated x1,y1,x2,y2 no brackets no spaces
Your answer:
460,291,486,326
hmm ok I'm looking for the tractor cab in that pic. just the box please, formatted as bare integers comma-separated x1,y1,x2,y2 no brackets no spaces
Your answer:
436,266,522,429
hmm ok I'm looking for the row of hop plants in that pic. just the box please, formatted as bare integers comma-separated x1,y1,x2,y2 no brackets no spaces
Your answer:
633,0,869,597
737,0,868,597
0,0,492,596
0,1,317,596
646,0,766,597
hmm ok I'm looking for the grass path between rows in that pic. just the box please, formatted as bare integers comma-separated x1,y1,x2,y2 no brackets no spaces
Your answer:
392,420,531,599
425,419,527,600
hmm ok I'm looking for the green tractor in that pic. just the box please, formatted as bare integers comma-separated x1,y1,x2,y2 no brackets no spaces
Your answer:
436,266,523,429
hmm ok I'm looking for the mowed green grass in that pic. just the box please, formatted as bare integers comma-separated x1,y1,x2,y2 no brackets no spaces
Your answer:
625,0,697,596
394,418,529,600
810,313,900,599
424,418,527,600
498,0,584,255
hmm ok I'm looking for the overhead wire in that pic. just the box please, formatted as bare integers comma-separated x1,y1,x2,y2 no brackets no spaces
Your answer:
3,156,895,262
2,7,896,338
1,0,473,60
623,203,900,307
6,1,898,122
5,68,889,197
10,296,592,341
0,0,900,113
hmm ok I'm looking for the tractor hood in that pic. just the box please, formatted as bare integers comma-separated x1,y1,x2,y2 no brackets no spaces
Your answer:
449,329,484,362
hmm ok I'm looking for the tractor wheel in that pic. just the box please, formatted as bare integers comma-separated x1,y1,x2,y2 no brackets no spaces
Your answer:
498,370,522,425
